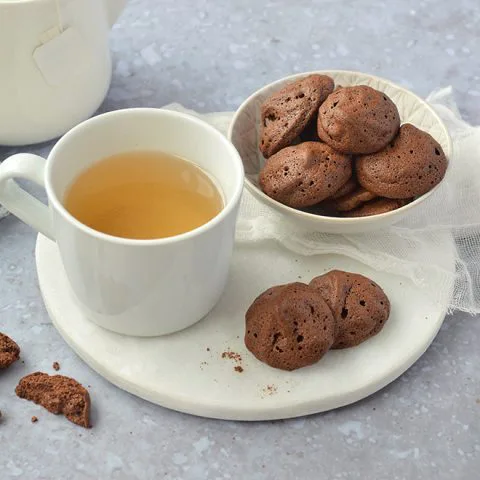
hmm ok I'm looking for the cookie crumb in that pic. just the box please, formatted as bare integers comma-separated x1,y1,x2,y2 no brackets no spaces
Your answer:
263,384,278,396
31,416,38,423
206,347,210,352
52,362,60,371
221,350,242,362
222,350,244,373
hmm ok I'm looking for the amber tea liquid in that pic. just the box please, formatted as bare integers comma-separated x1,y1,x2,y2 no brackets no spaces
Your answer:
64,151,223,240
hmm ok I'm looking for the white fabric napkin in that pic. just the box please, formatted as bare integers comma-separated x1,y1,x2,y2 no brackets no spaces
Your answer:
164,88,480,315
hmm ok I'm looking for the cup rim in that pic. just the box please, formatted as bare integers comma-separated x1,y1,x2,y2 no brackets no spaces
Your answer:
228,69,452,225
45,108,245,246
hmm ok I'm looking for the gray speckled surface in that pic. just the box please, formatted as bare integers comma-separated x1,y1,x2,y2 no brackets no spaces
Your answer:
1,0,480,478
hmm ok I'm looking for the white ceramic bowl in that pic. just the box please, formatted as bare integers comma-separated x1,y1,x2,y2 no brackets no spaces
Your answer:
228,70,452,234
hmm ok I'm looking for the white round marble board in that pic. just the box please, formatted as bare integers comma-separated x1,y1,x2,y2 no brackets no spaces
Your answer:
35,232,455,421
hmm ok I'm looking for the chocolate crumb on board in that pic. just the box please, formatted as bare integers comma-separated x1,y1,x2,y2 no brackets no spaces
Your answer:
206,347,210,352
52,362,60,371
31,416,38,423
263,384,278,396
221,349,245,373
221,350,242,362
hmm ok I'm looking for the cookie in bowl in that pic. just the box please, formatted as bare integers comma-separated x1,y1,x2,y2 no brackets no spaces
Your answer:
259,141,352,208
329,186,378,213
330,177,358,200
317,85,400,154
346,198,410,217
356,123,448,199
260,74,334,158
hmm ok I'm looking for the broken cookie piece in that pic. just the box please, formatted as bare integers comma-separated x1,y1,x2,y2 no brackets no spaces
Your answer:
0,332,20,369
15,372,91,428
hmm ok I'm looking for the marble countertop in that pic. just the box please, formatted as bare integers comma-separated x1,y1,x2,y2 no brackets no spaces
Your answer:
1,0,479,478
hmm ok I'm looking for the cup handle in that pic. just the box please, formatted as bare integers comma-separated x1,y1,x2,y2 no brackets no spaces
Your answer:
0,154,55,240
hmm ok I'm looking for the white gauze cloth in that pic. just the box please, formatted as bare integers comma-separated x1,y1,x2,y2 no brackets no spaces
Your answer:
164,87,480,315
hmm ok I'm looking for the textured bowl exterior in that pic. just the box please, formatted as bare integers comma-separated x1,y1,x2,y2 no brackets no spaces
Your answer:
229,70,452,234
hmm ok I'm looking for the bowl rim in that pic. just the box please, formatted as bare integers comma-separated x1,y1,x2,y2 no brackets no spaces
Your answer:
228,69,453,224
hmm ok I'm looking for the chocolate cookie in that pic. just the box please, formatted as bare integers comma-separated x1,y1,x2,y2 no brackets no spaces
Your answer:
299,117,321,143
16,372,91,428
346,198,409,217
330,177,358,200
317,86,400,154
245,283,336,371
356,124,448,199
0,332,20,369
259,142,352,208
331,187,377,212
260,75,334,158
310,271,390,349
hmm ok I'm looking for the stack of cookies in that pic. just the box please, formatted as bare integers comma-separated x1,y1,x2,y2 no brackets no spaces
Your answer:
258,75,448,217
245,270,390,371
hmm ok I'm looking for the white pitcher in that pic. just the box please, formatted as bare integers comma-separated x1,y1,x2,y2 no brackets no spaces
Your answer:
0,0,126,146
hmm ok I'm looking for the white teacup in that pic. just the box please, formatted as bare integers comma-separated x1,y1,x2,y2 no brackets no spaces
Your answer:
0,109,244,336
